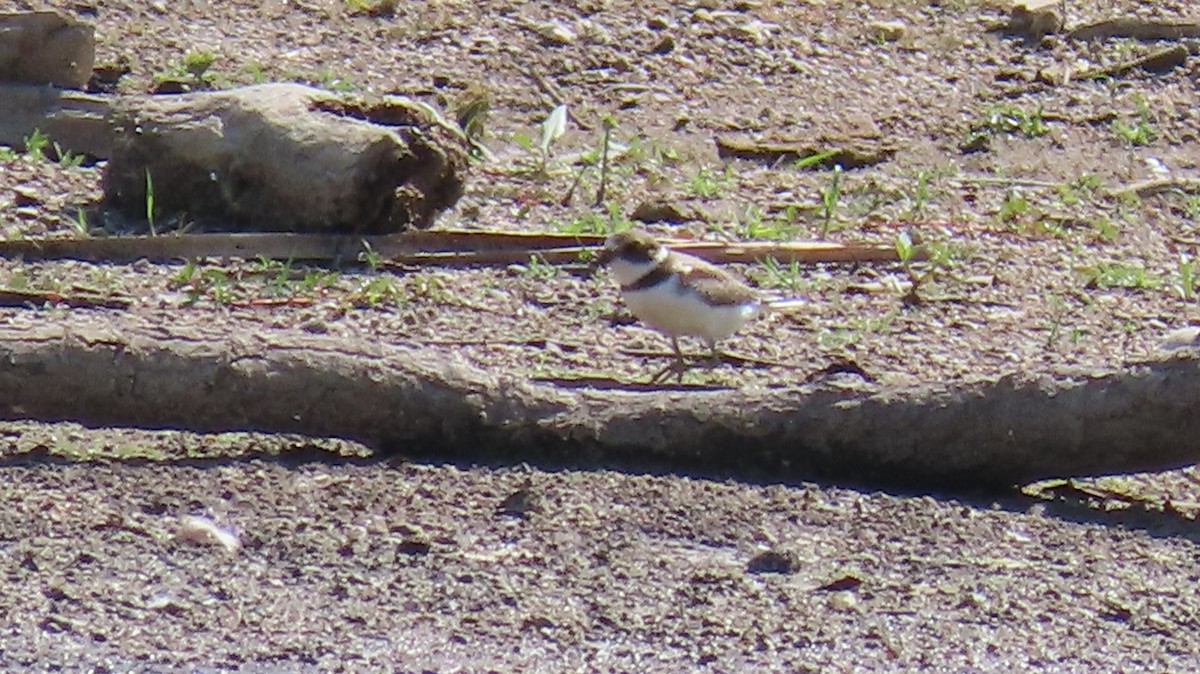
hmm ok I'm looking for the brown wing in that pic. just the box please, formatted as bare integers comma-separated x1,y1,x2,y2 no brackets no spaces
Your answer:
676,256,759,306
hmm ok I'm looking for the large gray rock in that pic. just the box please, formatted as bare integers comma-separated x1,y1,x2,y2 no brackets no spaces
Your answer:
0,11,94,88
102,83,470,234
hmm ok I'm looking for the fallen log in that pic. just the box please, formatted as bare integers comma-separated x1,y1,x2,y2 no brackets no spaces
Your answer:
0,11,94,88
0,82,472,234
102,83,471,234
0,84,112,157
0,314,1197,487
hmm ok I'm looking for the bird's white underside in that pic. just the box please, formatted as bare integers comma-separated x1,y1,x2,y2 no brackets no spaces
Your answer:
610,254,760,347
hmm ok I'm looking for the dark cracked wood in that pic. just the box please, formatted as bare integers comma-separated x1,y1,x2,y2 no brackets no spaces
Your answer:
0,314,1198,487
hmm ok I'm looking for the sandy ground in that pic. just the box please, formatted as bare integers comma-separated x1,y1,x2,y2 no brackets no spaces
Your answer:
4,0,1200,670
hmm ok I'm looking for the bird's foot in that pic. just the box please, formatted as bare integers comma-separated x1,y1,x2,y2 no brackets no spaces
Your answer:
649,357,694,384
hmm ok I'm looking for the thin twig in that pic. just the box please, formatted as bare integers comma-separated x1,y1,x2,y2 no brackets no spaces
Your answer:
595,116,613,206
0,289,132,309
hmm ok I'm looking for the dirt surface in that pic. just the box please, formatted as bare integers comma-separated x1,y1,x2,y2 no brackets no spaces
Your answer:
5,0,1200,670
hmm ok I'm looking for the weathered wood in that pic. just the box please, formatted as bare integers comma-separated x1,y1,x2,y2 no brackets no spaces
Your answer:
1068,18,1200,41
0,84,113,156
101,83,470,234
0,230,902,266
1,313,1198,487
0,11,94,88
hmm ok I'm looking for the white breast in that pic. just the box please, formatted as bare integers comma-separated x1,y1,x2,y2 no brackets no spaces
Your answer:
623,275,759,347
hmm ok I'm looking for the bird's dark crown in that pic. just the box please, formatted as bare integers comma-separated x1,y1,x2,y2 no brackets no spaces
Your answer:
597,229,662,266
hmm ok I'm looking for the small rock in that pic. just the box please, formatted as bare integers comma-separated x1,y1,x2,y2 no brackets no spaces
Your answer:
176,515,241,553
11,186,41,207
497,489,540,517
397,538,431,555
829,590,858,611
630,199,702,224
650,33,675,54
818,574,864,592
746,549,796,574
646,15,672,30
1006,0,1062,42
535,20,577,46
730,18,778,45
1158,326,1200,353
869,20,906,42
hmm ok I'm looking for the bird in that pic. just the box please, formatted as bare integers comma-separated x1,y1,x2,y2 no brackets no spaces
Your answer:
593,229,804,381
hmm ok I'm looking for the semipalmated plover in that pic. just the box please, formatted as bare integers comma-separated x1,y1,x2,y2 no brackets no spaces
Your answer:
594,229,804,379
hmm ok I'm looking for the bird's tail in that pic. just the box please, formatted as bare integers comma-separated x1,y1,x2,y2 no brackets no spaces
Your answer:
763,297,807,313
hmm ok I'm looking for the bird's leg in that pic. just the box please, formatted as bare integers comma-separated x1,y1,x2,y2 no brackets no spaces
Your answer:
650,336,692,384
705,340,724,368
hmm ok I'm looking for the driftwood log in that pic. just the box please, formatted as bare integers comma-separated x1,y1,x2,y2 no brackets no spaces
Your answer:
102,83,471,234
0,82,471,234
1,314,1198,487
0,84,111,157
0,11,94,88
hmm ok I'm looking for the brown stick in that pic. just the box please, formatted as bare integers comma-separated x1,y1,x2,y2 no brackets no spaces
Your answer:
1067,18,1200,41
0,289,131,309
0,231,903,266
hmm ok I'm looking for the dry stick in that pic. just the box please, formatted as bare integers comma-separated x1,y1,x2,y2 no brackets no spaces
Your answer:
1107,177,1200,200
595,116,613,206
1067,18,1200,41
1075,44,1189,80
954,176,1062,189
0,289,132,309
0,231,904,266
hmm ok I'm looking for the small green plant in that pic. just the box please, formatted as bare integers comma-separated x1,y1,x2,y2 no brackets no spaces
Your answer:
818,164,844,238
144,169,157,235
53,142,84,168
1183,193,1200,219
23,129,50,161
793,149,839,170
1056,173,1102,207
0,146,16,161
513,103,568,177
520,254,559,282
183,50,217,80
171,259,198,287
301,268,341,292
403,272,448,303
154,50,222,89
349,275,404,308
908,169,933,218
752,256,805,294
358,241,382,270
1080,261,1159,290
1089,217,1119,241
985,103,1049,138
963,103,1048,148
452,84,491,159
313,69,359,92
242,62,268,84
736,205,802,241
169,265,237,305
687,164,733,199
560,201,630,236
896,231,957,303
1042,292,1080,349
1175,255,1196,301
250,255,300,296
71,207,90,236
998,189,1029,223
1112,94,1156,147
